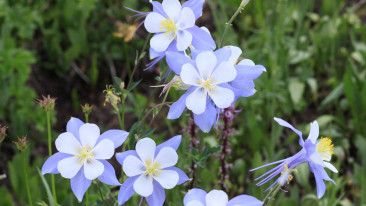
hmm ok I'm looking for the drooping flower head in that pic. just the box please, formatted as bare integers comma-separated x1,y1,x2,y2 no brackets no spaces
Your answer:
165,46,266,132
183,188,263,206
42,117,129,202
130,0,215,69
250,117,338,198
116,135,189,206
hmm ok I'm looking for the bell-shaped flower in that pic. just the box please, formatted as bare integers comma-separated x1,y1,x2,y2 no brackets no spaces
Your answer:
165,46,265,132
116,135,189,206
137,0,215,69
250,117,338,198
42,117,129,202
183,188,263,206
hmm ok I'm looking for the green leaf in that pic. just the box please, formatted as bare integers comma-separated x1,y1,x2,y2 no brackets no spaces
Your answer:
37,168,56,206
288,79,305,104
320,83,343,109
128,79,142,92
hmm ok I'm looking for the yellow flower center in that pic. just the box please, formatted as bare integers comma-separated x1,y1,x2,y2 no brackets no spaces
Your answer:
74,145,95,165
316,137,334,158
143,159,162,181
159,18,178,40
196,75,217,96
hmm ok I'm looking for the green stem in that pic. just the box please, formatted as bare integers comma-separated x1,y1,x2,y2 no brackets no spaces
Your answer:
263,184,281,206
120,99,125,130
85,113,89,123
47,111,57,204
22,151,32,206
219,1,248,48
117,111,124,130
85,190,89,206
96,182,106,205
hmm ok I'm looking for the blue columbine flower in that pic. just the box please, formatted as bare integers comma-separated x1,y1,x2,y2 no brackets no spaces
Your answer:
165,46,265,132
42,117,129,202
116,135,189,206
129,0,216,70
184,188,263,206
250,117,338,198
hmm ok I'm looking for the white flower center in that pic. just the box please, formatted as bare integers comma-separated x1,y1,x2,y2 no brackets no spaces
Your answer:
74,145,95,165
142,159,161,181
196,75,218,96
159,18,178,40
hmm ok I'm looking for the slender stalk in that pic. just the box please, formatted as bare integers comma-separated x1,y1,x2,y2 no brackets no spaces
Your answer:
117,111,124,130
219,1,249,48
46,111,57,204
120,99,125,130
85,191,89,206
96,182,106,205
22,151,32,206
263,184,281,206
85,113,89,123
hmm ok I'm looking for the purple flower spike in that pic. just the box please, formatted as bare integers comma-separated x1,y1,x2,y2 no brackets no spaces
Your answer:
250,117,338,198
184,188,263,206
42,117,128,202
117,135,189,206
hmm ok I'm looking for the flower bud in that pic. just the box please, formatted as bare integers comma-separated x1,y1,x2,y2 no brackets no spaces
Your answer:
13,136,29,151
37,95,56,111
0,125,7,143
81,103,93,115
103,85,121,111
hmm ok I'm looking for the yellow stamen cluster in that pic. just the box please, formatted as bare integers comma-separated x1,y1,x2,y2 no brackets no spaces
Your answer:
279,164,297,185
74,145,95,165
316,137,334,158
159,18,178,40
196,75,218,96
103,85,121,111
143,159,162,181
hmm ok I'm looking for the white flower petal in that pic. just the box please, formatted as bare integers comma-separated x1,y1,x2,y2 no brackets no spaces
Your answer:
133,175,153,197
211,61,237,84
186,88,207,114
176,30,193,51
206,190,228,206
186,200,204,206
324,162,338,173
55,132,81,154
92,139,114,160
123,155,144,177
177,7,195,29
238,59,255,66
79,123,100,148
227,46,242,65
210,86,234,108
162,0,181,19
308,121,319,143
310,152,325,167
136,138,156,162
153,170,178,189
84,159,104,180
155,147,178,169
196,51,217,77
57,157,83,179
144,12,166,33
180,63,200,86
150,33,174,52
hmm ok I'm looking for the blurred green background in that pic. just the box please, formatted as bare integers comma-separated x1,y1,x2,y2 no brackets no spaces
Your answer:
0,0,365,205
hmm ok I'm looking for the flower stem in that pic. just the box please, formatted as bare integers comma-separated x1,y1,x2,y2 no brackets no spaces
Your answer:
46,111,57,204
263,184,281,206
219,1,249,48
85,113,89,123
22,151,32,206
96,182,106,205
117,111,124,130
85,191,89,206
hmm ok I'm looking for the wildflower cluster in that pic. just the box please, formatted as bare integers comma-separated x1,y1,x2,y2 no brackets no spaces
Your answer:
38,0,338,205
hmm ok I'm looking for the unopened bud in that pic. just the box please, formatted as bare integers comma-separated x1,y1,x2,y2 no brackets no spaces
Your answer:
0,125,7,143
13,136,29,151
37,95,56,111
81,104,93,115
